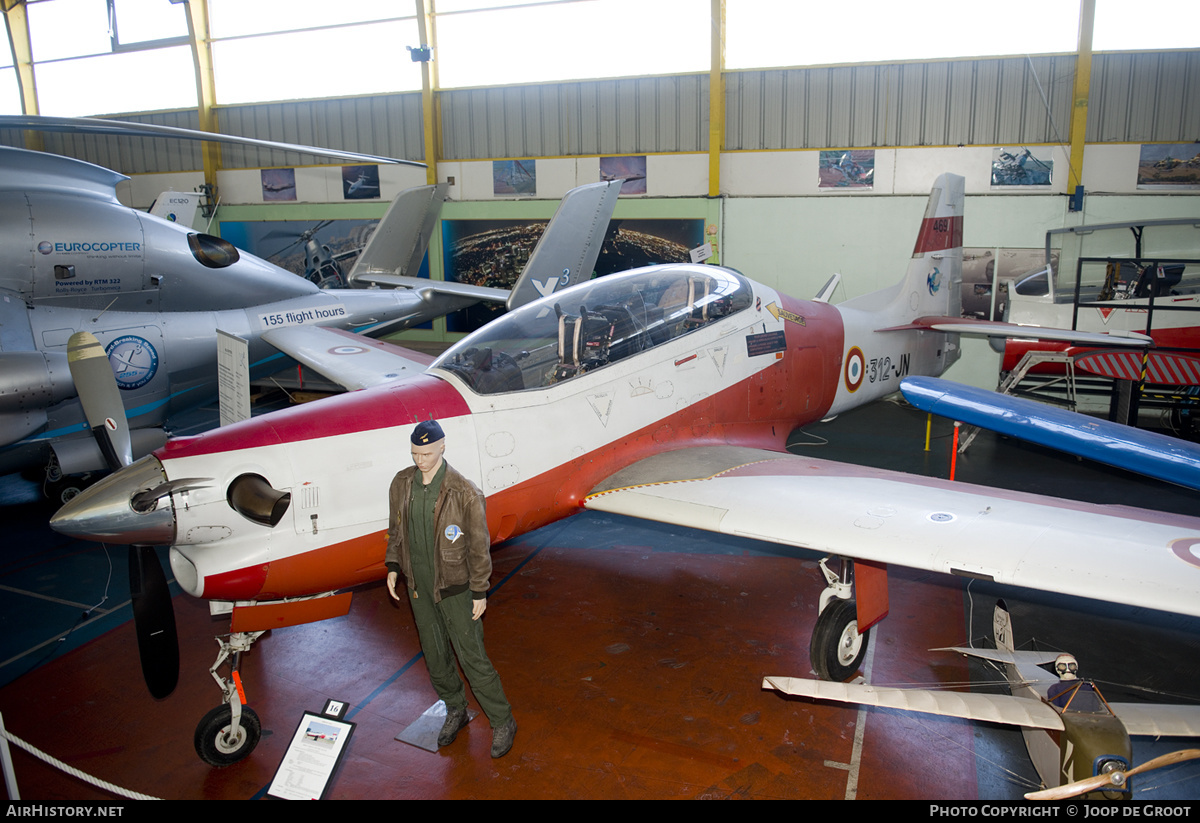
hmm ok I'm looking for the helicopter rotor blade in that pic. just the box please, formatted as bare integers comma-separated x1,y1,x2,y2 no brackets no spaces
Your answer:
0,115,425,168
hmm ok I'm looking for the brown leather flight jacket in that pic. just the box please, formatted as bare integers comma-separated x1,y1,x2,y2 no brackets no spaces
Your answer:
384,461,492,603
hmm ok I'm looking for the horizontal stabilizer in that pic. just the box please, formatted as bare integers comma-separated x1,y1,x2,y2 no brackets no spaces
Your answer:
763,676,1064,731
883,316,1152,347
901,376,1200,491
263,326,433,391
347,274,509,304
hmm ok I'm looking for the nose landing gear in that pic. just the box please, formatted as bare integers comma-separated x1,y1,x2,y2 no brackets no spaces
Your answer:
195,630,265,767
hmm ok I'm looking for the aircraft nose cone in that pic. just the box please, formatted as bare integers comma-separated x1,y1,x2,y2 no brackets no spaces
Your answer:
50,455,176,545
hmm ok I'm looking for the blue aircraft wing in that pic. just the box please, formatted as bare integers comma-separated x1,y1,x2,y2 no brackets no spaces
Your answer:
900,376,1200,492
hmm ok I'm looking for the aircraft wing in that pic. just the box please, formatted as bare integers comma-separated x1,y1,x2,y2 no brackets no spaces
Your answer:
762,676,1064,731
934,646,1059,694
583,445,1200,620
900,376,1200,492
935,646,1060,669
261,326,433,391
1107,704,1200,738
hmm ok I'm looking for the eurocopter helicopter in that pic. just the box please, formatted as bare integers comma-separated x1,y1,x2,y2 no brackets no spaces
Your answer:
765,601,1200,800
0,129,620,498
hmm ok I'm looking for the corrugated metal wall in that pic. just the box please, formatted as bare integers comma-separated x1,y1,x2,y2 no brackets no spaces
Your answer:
217,94,425,168
725,55,1077,149
438,74,708,159
1,50,1195,173
1088,50,1200,142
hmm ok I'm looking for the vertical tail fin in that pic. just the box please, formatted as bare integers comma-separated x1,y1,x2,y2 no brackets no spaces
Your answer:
906,172,964,320
347,182,448,285
507,179,622,310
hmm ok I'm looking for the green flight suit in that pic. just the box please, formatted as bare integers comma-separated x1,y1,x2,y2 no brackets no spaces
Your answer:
391,461,513,728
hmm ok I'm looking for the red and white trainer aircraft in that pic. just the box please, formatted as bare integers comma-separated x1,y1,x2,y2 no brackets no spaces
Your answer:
51,174,1197,766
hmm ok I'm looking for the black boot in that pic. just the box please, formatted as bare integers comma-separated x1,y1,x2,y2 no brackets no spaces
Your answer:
490,718,517,758
437,706,469,747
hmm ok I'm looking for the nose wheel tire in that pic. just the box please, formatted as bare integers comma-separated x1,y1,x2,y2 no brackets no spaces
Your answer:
194,705,262,767
810,598,869,681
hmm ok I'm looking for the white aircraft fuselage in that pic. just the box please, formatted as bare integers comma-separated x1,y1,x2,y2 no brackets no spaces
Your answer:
59,238,960,609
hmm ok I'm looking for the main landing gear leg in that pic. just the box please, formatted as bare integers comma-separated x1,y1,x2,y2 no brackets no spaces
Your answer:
195,631,265,767
810,557,869,682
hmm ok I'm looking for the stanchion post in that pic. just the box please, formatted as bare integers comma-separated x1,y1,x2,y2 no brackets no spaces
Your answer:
0,711,19,800
950,421,960,481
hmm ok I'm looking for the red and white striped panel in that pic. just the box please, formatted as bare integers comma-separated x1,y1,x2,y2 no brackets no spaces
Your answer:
1075,350,1200,385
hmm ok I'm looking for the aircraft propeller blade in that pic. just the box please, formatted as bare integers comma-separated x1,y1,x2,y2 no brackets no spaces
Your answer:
129,544,180,700
66,332,132,471
64,332,181,699
1025,748,1200,800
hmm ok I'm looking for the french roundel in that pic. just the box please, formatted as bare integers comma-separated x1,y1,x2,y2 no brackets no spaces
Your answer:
844,346,864,393
1172,538,1200,570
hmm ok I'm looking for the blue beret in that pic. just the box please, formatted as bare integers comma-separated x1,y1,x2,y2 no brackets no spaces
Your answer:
411,420,445,445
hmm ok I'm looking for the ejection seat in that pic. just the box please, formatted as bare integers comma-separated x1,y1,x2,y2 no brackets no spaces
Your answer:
1132,263,1185,298
549,303,614,383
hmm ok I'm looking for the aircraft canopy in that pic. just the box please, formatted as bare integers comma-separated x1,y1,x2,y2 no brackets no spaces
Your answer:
434,264,753,395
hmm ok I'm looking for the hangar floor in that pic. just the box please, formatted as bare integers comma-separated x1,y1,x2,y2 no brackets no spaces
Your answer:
2,397,1199,800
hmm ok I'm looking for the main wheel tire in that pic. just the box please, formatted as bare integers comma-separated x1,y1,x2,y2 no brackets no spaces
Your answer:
810,598,869,681
194,705,261,767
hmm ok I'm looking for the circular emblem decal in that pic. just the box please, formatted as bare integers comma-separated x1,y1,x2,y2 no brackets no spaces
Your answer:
844,346,865,393
1171,538,1200,569
104,335,159,390
37,241,53,255
444,525,463,542
329,346,367,355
